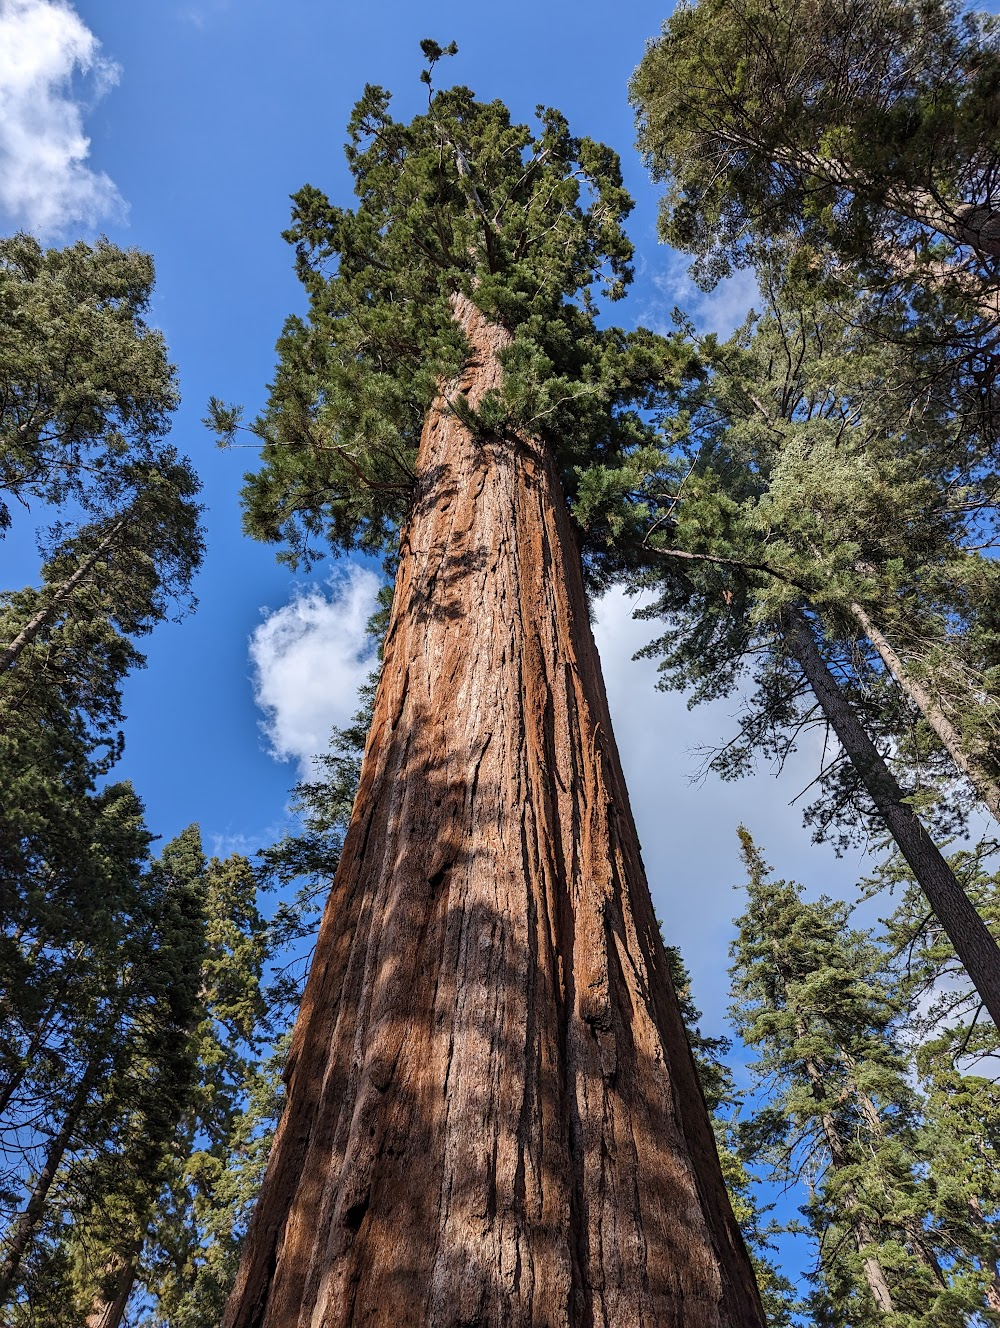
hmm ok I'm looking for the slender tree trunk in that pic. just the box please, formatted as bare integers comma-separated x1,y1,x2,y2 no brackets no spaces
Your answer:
846,595,1000,823
967,1196,1000,1312
816,1108,895,1312
784,607,1000,1028
846,1072,950,1290
986,1277,1000,1317
820,1121,895,1313
0,1015,53,1119
0,517,127,676
0,1054,101,1307
789,1019,897,1316
223,296,764,1328
85,1241,142,1328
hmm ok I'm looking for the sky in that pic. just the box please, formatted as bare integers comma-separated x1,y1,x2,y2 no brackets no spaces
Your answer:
0,0,883,1039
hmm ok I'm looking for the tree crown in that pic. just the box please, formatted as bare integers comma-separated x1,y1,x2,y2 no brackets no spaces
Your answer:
214,46,692,570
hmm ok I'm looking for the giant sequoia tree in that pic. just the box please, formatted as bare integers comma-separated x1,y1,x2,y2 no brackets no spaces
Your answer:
217,47,763,1327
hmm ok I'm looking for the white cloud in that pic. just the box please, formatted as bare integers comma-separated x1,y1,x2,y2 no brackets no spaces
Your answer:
176,0,232,28
250,564,382,778
649,250,761,340
592,586,873,1026
208,828,273,860
0,0,123,236
248,568,879,1025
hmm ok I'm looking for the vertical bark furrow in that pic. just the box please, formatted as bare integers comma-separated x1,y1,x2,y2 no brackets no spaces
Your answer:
223,296,762,1328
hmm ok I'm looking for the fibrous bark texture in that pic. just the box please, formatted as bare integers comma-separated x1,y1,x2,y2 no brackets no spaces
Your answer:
85,1245,141,1328
223,296,763,1328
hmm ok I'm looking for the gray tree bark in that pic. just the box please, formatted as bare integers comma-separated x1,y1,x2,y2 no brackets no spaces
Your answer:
785,606,1000,1028
846,594,1000,824
0,1055,101,1307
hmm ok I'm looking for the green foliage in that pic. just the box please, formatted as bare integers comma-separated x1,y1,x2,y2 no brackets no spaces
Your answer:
0,230,206,1324
124,689,373,1326
0,233,179,531
128,852,276,1328
663,940,800,1324
0,824,208,1324
731,829,1000,1325
631,0,1000,498
623,263,999,847
630,0,1000,286
0,231,204,926
217,50,692,572
870,845,1000,1322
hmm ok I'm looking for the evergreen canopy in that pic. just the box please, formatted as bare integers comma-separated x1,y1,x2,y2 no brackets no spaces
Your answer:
0,234,179,531
630,0,1000,286
213,44,691,572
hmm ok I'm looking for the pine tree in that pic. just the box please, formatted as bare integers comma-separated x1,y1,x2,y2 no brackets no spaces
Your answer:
0,230,206,1325
627,0,1000,865
874,847,1000,1315
0,452,207,1321
622,261,1000,1025
215,45,763,1327
0,451,204,682
664,943,800,1327
0,234,179,531
0,229,202,797
0,825,206,1323
730,830,998,1325
122,852,276,1328
75,828,209,1328
629,0,1000,311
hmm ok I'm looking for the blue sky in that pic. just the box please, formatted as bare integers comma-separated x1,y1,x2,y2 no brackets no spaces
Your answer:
6,0,955,1296
0,0,885,1068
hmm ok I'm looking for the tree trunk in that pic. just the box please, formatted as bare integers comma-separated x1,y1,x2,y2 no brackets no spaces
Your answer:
967,1196,1000,1313
0,1053,101,1307
223,296,764,1328
85,1241,142,1328
846,1070,950,1290
784,607,1000,1028
846,594,1000,824
818,1114,895,1314
792,1026,897,1316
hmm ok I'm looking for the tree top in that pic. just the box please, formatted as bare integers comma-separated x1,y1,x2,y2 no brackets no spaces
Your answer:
217,52,692,570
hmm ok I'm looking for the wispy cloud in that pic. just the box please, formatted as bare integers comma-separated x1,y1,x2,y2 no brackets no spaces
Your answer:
249,564,382,778
176,0,231,29
207,828,274,860
647,250,761,341
0,0,124,236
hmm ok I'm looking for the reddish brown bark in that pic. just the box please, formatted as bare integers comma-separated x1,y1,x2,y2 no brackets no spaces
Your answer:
85,1243,141,1328
223,296,764,1328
